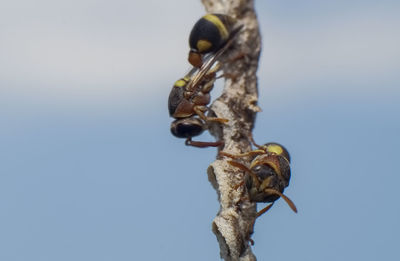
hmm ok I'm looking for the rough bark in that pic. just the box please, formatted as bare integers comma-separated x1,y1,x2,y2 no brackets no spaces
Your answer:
201,0,262,260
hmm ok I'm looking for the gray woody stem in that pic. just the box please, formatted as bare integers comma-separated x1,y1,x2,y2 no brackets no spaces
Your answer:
201,0,261,260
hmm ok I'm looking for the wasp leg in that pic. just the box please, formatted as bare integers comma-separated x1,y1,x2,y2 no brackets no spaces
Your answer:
263,188,298,213
233,180,245,190
217,72,239,82
185,138,224,148
194,106,229,124
256,203,274,218
225,160,261,188
249,133,265,150
200,76,217,93
220,150,265,159
228,51,246,63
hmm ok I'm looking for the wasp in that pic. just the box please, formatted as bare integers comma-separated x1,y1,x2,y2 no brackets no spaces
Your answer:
168,21,243,148
169,65,226,147
220,137,297,217
188,13,242,68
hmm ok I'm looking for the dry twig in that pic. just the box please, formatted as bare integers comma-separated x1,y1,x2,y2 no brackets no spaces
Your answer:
201,0,262,260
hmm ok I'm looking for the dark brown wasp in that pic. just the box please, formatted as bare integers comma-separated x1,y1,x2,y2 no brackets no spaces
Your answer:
168,23,243,148
169,65,226,147
220,136,297,217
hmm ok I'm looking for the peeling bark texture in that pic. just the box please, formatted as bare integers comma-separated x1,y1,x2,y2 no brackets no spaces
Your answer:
201,0,261,260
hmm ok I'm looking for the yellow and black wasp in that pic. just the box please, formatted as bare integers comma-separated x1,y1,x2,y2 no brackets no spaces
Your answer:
188,13,242,68
220,137,297,217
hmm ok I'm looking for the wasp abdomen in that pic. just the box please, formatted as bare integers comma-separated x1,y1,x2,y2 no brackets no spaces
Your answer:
170,118,204,138
189,14,230,53
188,14,234,67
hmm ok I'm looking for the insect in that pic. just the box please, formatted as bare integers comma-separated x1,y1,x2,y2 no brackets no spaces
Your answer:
168,22,243,148
188,13,242,68
220,137,297,217
169,65,226,147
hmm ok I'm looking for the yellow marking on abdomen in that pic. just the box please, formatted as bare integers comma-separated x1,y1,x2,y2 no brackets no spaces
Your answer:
203,14,229,40
196,40,212,52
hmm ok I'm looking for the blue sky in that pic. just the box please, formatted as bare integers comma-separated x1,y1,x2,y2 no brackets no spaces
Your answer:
1,1,399,260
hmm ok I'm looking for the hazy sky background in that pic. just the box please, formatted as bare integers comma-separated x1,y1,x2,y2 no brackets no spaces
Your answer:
1,0,399,260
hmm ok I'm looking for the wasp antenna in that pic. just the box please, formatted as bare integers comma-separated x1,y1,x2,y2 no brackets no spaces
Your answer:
256,203,274,218
227,160,261,188
227,160,251,173
263,189,297,213
249,133,264,150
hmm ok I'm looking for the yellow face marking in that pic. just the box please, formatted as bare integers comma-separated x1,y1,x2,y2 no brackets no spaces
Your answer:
203,14,229,40
267,144,283,156
196,40,212,52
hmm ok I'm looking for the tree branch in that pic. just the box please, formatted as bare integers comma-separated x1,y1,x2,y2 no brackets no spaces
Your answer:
201,0,261,260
